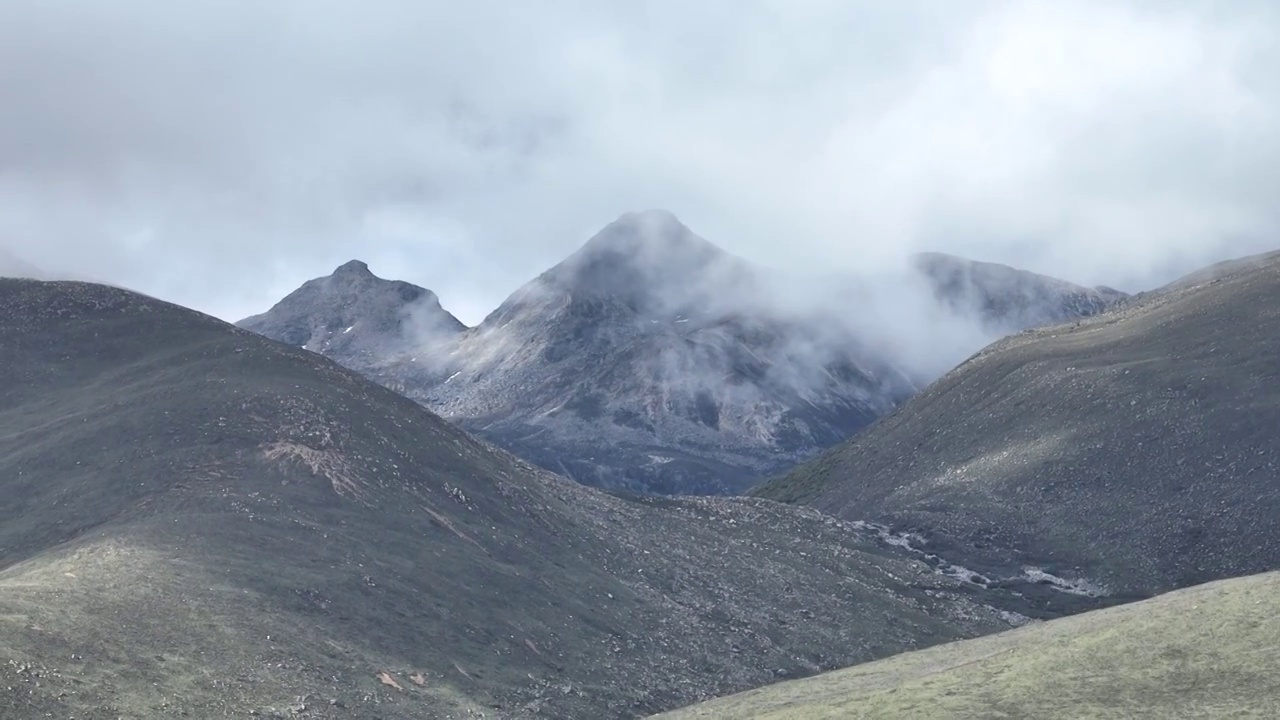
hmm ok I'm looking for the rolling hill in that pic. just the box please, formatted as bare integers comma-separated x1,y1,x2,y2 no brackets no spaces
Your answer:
0,278,1019,719
653,570,1280,719
755,250,1280,598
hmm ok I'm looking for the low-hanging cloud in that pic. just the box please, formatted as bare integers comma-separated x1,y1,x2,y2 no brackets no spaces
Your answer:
2,0,1278,334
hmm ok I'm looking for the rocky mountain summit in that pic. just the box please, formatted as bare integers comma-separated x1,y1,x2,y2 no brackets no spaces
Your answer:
242,212,1119,495
239,259,465,374
390,211,922,494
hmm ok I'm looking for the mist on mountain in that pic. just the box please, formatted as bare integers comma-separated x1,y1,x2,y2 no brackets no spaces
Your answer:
241,210,1121,494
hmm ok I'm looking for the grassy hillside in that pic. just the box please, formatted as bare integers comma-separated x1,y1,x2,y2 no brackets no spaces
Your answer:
754,251,1280,597
655,570,1280,719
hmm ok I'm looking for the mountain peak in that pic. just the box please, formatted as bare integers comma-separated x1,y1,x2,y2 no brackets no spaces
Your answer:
577,209,721,261
237,261,464,355
332,259,373,279
619,208,681,226
536,210,748,314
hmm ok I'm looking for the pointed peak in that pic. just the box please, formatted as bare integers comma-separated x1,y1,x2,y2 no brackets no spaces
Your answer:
333,259,373,278
606,208,687,236
576,209,726,264
496,210,758,320
616,208,682,228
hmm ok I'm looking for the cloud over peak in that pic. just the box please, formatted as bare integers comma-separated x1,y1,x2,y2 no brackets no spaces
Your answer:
1,0,1277,325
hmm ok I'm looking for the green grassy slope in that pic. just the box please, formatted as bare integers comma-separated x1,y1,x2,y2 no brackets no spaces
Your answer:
655,570,1280,719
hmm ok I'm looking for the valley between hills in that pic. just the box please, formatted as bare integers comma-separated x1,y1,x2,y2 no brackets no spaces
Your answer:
3,218,1279,718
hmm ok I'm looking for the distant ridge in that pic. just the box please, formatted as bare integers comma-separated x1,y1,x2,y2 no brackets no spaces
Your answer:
911,251,1128,332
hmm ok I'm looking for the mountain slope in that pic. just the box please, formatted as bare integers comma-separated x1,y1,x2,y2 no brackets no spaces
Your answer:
756,251,1280,598
0,279,1017,719
654,570,1280,719
1154,249,1280,294
912,252,1127,332
240,215,1126,496
398,211,920,495
244,211,920,495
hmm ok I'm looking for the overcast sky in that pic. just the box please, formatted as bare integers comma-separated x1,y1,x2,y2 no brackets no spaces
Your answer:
2,0,1278,324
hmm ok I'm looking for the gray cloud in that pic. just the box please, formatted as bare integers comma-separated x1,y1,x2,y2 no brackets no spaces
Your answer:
2,0,1278,326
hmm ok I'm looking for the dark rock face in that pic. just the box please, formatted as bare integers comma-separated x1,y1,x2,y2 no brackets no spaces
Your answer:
0,278,1017,719
238,259,465,373
912,252,1128,333
757,250,1280,599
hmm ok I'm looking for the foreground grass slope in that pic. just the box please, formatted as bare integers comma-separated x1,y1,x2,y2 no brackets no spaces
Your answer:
656,570,1280,719
757,250,1280,597
0,279,1013,719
